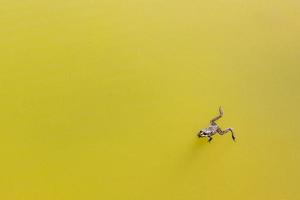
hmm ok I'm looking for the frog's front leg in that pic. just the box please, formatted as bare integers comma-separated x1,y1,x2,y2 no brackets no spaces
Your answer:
208,136,213,142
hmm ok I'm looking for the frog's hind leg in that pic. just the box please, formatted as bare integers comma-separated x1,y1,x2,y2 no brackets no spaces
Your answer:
218,128,236,142
210,107,224,125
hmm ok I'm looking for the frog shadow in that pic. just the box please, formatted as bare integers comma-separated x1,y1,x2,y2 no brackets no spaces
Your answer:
185,137,209,160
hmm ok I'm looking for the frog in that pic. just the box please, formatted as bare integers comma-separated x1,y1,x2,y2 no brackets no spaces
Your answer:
197,107,236,142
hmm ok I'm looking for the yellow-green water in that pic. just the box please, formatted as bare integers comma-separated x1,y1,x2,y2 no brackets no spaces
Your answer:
1,0,300,199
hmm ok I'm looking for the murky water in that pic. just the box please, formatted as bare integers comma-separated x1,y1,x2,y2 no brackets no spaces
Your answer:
1,0,300,199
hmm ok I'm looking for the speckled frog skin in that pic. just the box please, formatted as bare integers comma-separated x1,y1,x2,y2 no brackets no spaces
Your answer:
198,107,236,142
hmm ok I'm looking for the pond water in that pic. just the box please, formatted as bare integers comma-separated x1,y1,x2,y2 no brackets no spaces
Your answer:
0,0,299,199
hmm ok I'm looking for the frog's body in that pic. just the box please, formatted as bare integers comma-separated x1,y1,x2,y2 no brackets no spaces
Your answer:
197,107,236,142
200,124,219,136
